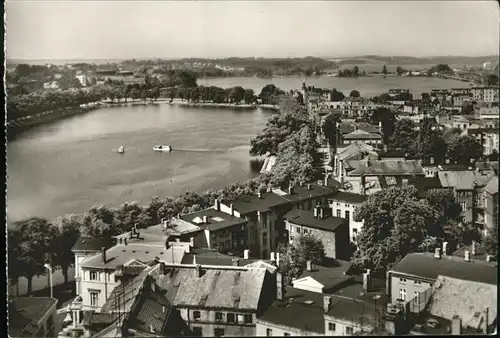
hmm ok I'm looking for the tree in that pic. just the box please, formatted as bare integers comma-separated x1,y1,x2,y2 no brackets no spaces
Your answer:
349,90,360,98
352,66,359,77
352,186,430,272
483,230,498,261
389,118,418,153
259,84,281,104
113,202,150,232
416,117,447,165
229,86,245,104
53,215,81,284
487,149,499,161
485,74,499,86
421,92,431,103
278,234,326,284
382,65,388,76
243,88,256,104
378,93,392,103
432,64,453,74
372,107,396,144
8,229,23,296
322,113,341,151
396,67,405,76
447,135,484,165
81,206,118,245
329,89,345,102
462,101,474,114
11,217,59,295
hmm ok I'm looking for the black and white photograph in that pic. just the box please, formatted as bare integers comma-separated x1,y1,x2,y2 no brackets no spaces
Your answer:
5,0,499,336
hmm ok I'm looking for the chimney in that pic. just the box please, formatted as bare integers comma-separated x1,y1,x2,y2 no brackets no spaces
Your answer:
266,186,272,193
288,185,294,195
471,241,476,256
307,184,311,190
190,237,194,247
270,252,275,261
402,178,408,187
119,237,123,244
193,255,197,265
232,258,240,267
203,215,209,224
323,296,332,313
214,199,221,211
446,158,450,164
319,207,324,220
115,264,124,277
194,264,201,278
324,174,329,187
464,250,470,262
124,238,127,246
230,204,234,216
451,315,462,335
101,247,107,264
244,249,250,259
486,254,491,262
442,242,448,256
276,271,284,300
483,308,489,334
276,252,280,267
257,191,262,199
434,248,441,259
306,260,312,272
313,207,319,218
159,262,165,276
363,269,371,292
299,181,304,187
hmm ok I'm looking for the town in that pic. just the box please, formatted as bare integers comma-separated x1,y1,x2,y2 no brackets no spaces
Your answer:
6,1,500,338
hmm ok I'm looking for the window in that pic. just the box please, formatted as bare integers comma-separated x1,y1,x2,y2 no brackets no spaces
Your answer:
414,291,420,305
263,233,268,243
214,328,225,337
193,311,201,321
244,314,253,324
266,328,273,336
215,312,223,322
89,271,98,281
345,210,350,221
227,313,235,323
336,210,341,217
460,202,467,211
399,288,407,301
290,226,294,233
192,327,202,337
328,323,336,331
414,281,421,285
328,199,334,205
399,278,407,283
346,326,353,335
296,227,301,234
89,291,99,307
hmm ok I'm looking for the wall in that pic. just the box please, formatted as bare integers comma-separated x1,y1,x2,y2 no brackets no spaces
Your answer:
80,268,118,311
74,251,101,295
286,221,337,259
389,273,434,305
180,308,256,337
256,320,318,337
209,224,247,254
454,189,474,223
484,191,498,233
327,200,364,243
324,316,373,336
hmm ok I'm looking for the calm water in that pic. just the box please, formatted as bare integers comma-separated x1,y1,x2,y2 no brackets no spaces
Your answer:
199,75,471,97
7,104,272,223
7,76,469,223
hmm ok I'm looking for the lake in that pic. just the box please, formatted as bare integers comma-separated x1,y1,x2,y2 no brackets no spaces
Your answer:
7,76,469,223
199,75,471,97
7,104,272,223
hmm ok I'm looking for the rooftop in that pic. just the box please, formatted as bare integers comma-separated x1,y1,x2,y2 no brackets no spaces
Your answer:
151,264,267,311
390,252,498,285
408,177,444,197
279,182,338,204
349,160,424,176
438,171,476,190
225,191,291,214
343,129,382,140
72,236,111,252
286,207,347,232
179,208,247,232
296,260,353,291
485,176,498,195
80,244,185,270
9,297,58,337
329,191,368,204
338,122,381,135
429,275,497,330
257,287,326,334
337,142,378,161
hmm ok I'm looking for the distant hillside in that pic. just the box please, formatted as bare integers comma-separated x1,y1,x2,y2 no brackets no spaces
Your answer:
329,55,499,66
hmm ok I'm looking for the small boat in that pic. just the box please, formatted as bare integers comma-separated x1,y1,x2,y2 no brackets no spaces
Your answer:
153,145,172,152
118,146,125,153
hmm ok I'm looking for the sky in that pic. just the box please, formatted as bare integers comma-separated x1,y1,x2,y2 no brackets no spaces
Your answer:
6,0,500,60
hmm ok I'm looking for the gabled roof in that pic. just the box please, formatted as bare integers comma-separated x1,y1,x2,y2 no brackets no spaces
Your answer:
296,261,353,291
8,297,57,337
343,129,382,140
390,252,498,285
429,275,497,330
438,171,475,190
485,176,498,194
349,160,424,176
329,191,368,204
473,171,496,187
152,265,267,311
72,237,110,252
337,142,378,161
286,208,347,232
225,191,291,215
180,208,247,232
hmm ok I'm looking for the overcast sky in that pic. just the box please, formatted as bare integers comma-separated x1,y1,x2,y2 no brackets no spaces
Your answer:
6,0,500,59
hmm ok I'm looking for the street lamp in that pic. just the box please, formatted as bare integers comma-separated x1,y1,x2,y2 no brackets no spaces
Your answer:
373,294,382,331
44,263,53,299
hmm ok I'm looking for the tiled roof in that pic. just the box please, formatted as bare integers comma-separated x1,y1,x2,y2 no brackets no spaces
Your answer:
180,208,247,232
9,297,57,337
181,248,273,267
257,287,326,334
286,208,347,232
429,275,497,330
343,129,382,140
72,237,110,252
408,177,445,197
152,265,267,310
225,191,291,214
80,244,185,269
338,122,380,135
337,142,378,161
485,176,498,194
280,183,338,204
473,172,496,187
438,171,475,190
348,160,424,176
390,252,498,285
329,191,368,204
127,287,172,335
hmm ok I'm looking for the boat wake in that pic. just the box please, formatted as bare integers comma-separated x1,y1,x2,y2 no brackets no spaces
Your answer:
173,148,226,154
